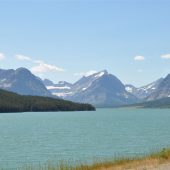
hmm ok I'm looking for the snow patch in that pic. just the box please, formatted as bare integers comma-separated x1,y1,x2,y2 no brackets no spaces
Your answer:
46,86,70,90
52,92,73,97
0,83,12,88
94,72,105,78
125,87,133,93
0,79,6,82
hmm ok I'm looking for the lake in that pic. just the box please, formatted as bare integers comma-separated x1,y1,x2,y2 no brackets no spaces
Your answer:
0,108,170,169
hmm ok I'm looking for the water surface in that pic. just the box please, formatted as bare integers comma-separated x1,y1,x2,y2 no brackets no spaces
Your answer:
0,108,170,169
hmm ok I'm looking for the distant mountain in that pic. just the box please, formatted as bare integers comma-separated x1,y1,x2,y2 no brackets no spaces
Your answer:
147,74,170,100
0,89,95,113
0,68,51,96
125,78,163,99
4,67,170,108
43,79,72,97
124,97,170,108
68,70,138,107
46,70,138,107
43,79,54,86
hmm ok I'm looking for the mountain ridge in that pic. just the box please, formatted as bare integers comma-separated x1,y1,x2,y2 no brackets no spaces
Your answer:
45,70,138,107
0,67,51,96
146,74,170,100
1,67,170,108
125,78,163,99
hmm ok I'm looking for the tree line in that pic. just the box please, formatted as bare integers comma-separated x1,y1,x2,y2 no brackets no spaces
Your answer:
0,89,95,113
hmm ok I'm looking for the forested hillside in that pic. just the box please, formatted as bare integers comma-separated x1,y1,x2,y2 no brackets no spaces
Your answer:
0,89,95,113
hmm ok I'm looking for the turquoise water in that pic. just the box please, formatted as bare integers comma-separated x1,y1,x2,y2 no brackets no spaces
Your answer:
0,108,170,169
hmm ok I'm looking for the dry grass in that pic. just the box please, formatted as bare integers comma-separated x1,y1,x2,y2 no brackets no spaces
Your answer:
15,148,170,170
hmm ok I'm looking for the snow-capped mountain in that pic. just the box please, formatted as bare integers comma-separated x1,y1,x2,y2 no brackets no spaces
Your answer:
1,67,170,107
147,74,170,100
45,70,138,107
0,67,51,96
43,79,72,97
125,78,163,99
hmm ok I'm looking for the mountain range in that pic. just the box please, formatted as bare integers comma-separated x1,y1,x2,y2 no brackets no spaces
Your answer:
43,70,138,107
125,97,170,108
125,78,163,99
0,67,51,96
1,67,170,107
125,74,170,101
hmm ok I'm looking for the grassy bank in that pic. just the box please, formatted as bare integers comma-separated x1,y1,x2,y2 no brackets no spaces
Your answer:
18,148,170,170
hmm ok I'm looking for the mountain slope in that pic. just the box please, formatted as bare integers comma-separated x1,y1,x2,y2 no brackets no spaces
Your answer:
43,79,72,97
147,74,170,100
61,70,138,107
0,68,51,96
125,78,163,99
125,97,170,108
0,89,95,113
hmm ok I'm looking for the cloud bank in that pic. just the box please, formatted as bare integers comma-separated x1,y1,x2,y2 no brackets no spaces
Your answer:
31,61,64,74
15,54,31,61
14,54,65,74
0,53,5,60
161,54,170,59
134,55,145,61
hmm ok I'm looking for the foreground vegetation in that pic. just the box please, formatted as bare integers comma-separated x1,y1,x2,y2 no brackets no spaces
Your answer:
17,148,170,170
0,89,95,113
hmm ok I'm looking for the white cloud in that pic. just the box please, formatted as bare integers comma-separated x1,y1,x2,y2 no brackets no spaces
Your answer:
31,61,65,74
134,56,145,61
14,53,65,75
15,54,31,61
137,69,143,73
34,60,44,64
74,70,97,77
0,53,5,60
161,54,170,59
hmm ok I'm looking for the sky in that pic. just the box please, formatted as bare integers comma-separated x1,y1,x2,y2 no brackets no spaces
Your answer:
0,0,170,87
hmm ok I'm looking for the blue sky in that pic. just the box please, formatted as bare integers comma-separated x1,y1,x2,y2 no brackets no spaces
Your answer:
0,0,170,87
